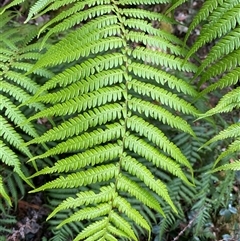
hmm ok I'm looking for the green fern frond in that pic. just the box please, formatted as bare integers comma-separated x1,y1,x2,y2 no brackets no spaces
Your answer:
200,48,240,85
0,176,11,206
205,123,240,145
201,87,240,117
14,0,200,239
215,138,240,165
213,160,240,172
184,0,223,43
199,67,240,96
186,2,240,61
196,26,240,83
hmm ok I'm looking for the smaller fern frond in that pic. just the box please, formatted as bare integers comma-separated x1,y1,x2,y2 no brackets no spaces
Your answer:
186,2,240,60
212,160,240,172
0,176,12,206
205,123,240,146
200,87,240,117
199,67,240,96
184,0,222,43
214,139,240,167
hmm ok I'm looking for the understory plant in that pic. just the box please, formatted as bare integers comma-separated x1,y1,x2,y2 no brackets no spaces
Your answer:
0,0,239,240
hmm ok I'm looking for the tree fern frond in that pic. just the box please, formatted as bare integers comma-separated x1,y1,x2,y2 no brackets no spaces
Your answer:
8,1,200,239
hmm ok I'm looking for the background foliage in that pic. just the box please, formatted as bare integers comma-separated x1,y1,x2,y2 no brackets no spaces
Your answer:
0,0,239,240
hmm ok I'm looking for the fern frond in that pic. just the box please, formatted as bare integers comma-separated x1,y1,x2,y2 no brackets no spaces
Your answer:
195,26,240,83
199,67,240,96
186,3,240,60
200,48,240,85
213,160,240,172
15,0,200,239
215,138,240,165
205,123,240,145
184,0,223,43
0,176,11,206
201,87,240,117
